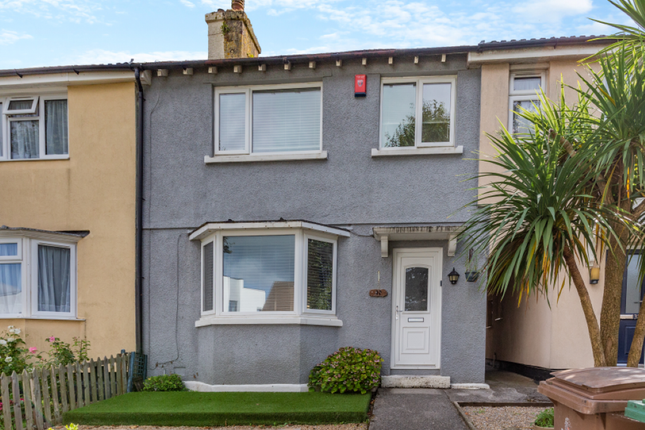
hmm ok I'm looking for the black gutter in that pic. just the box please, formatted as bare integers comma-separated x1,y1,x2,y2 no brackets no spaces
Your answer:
134,66,145,354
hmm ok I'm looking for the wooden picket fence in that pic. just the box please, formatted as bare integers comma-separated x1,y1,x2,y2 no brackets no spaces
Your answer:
0,353,130,430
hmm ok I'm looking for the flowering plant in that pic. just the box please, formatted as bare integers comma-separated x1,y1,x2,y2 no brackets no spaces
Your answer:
308,346,382,394
0,326,30,375
39,336,91,367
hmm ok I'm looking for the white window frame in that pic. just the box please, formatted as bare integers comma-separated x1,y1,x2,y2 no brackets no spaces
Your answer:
379,76,457,149
200,236,216,316
1,94,69,161
0,235,77,319
5,97,39,115
213,82,323,157
303,233,337,316
30,239,77,319
0,238,22,262
508,72,545,134
196,225,342,325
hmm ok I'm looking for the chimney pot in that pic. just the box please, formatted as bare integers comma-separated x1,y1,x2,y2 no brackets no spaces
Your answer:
231,0,244,11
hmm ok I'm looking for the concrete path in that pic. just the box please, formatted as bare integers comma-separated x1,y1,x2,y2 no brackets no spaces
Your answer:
369,388,469,430
369,371,551,430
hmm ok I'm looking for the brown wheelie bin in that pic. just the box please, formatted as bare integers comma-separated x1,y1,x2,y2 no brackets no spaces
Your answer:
537,367,645,430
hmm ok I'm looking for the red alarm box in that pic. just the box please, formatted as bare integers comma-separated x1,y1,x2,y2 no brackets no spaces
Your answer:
355,74,366,97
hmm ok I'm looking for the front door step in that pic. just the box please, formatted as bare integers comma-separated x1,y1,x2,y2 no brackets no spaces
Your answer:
381,375,450,389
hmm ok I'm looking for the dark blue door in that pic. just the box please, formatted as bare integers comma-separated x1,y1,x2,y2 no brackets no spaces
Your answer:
618,252,645,364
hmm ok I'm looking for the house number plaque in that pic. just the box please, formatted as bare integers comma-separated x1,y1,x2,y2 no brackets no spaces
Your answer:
369,289,388,298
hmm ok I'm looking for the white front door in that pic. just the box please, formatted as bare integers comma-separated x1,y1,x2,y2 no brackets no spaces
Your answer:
391,248,442,369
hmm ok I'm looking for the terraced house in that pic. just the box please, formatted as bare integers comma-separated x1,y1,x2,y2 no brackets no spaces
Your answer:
0,64,144,358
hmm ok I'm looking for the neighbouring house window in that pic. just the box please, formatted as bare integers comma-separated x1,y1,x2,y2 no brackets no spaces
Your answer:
509,73,544,134
380,76,456,148
198,225,339,319
1,95,69,161
214,83,322,155
0,237,76,318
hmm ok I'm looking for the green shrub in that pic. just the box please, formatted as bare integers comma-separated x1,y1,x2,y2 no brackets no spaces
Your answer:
142,374,186,392
534,407,554,427
308,346,382,394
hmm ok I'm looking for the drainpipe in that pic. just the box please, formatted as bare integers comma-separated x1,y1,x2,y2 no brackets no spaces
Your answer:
134,67,145,354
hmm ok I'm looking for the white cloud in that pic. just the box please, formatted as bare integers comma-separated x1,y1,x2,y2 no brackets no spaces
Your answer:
72,49,207,65
0,0,102,23
180,0,196,7
0,29,33,45
513,0,593,23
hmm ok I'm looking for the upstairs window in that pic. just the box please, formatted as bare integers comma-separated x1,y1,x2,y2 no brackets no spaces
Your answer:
214,83,322,156
509,73,544,134
380,76,456,148
1,95,69,160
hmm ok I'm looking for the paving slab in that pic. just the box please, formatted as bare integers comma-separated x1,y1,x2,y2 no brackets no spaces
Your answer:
445,371,551,405
369,388,468,430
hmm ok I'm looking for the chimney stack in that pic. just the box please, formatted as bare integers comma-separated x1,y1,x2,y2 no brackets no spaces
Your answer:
205,0,261,60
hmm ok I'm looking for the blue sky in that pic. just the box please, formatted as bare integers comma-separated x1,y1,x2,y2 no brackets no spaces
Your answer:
0,0,630,70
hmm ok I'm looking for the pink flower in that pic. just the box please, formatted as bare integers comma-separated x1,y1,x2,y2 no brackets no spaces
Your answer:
48,336,55,342
28,347,37,354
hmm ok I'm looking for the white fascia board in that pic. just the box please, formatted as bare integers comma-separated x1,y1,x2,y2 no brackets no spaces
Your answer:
0,71,135,93
189,221,350,241
0,229,83,244
467,45,603,65
372,225,462,242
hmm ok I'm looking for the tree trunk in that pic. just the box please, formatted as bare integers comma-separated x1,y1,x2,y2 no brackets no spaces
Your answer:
628,299,645,366
563,246,608,366
600,218,629,366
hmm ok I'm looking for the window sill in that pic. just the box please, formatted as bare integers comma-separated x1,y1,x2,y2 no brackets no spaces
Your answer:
204,151,328,164
371,146,463,157
0,317,85,321
0,156,70,163
195,315,343,327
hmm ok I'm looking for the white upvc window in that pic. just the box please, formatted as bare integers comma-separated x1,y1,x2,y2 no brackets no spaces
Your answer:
508,72,545,134
380,76,457,149
1,94,69,161
0,236,77,319
193,222,346,326
213,83,323,157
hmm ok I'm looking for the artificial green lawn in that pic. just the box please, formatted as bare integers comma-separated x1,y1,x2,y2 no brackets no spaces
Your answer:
63,391,372,426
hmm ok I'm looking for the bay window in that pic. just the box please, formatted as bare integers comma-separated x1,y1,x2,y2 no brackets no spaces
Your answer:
191,221,346,326
1,95,69,161
0,235,77,318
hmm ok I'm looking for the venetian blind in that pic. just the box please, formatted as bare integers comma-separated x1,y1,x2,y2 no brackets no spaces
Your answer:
223,235,295,312
252,88,321,153
306,239,333,311
203,242,214,312
219,93,246,152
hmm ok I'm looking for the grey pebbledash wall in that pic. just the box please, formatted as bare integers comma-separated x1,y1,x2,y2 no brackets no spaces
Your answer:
141,54,486,384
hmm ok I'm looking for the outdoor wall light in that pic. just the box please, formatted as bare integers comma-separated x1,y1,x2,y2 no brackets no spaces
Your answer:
448,268,460,285
589,264,600,285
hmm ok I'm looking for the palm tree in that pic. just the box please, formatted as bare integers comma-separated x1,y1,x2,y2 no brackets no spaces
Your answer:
458,95,633,365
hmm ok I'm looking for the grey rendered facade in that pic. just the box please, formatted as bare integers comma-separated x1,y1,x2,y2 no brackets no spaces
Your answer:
141,52,486,385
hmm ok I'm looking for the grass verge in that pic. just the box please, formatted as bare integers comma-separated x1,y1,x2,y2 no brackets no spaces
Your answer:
64,391,372,426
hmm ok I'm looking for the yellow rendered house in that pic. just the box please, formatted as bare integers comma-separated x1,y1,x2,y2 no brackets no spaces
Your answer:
0,66,145,359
